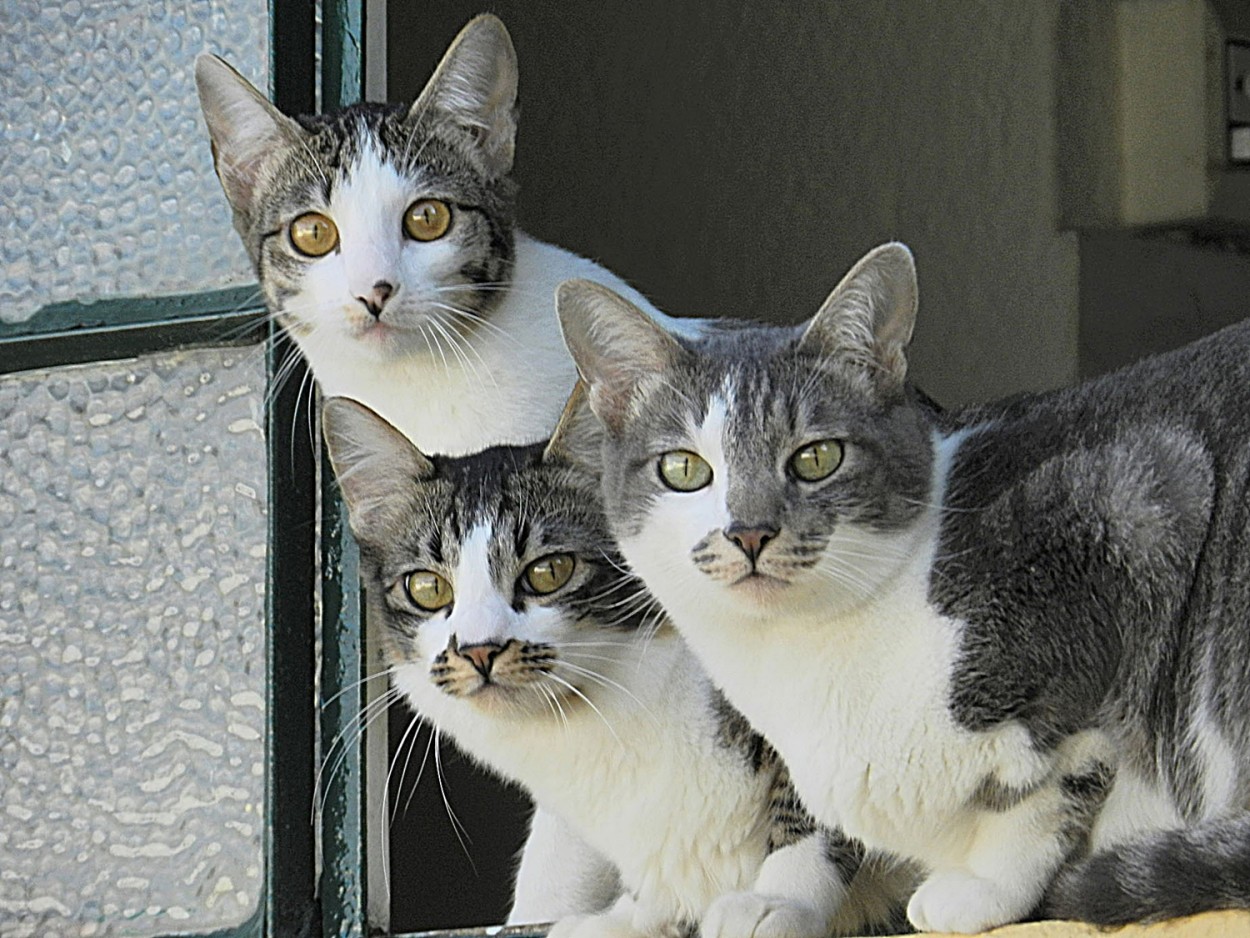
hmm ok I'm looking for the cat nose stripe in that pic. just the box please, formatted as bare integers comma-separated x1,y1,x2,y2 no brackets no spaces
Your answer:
358,280,395,317
725,524,778,563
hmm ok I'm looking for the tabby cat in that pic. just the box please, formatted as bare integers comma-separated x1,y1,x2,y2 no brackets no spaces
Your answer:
196,14,695,454
557,244,1250,931
321,393,910,937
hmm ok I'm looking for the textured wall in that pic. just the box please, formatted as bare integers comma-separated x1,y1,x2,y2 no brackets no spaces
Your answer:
392,1,1080,405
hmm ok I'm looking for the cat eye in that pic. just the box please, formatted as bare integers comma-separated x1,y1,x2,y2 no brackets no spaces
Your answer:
523,553,575,595
288,211,339,257
790,439,844,482
658,450,713,492
404,199,452,241
405,570,454,610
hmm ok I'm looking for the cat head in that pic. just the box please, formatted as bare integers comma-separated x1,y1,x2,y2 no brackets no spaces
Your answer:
321,392,656,726
557,243,936,623
196,15,519,365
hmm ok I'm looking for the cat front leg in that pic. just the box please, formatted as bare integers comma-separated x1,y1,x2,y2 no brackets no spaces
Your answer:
907,734,1115,933
507,807,620,925
702,830,859,938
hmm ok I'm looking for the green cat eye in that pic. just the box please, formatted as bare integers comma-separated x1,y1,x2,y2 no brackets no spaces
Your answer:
523,553,575,595
289,211,339,257
790,439,844,482
404,199,452,242
405,570,454,610
658,450,713,492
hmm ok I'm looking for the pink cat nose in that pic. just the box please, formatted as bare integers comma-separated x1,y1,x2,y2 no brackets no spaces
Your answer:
725,524,778,563
459,642,503,677
358,280,395,317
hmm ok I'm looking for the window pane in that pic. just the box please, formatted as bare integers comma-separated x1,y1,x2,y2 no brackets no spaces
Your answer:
0,0,268,324
0,345,268,936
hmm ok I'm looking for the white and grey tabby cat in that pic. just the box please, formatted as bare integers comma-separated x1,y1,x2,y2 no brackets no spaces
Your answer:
196,14,695,454
320,393,911,938
556,244,1250,932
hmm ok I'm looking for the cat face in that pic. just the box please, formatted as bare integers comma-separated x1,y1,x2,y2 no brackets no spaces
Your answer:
559,245,936,621
196,15,518,365
322,397,657,725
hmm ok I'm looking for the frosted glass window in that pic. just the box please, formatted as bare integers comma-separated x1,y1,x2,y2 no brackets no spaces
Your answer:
0,346,268,937
0,0,269,323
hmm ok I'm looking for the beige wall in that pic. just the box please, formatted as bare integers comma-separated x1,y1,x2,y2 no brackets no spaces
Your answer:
394,1,1081,406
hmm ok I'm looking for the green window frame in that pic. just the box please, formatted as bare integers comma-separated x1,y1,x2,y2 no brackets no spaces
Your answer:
0,2,547,934
0,2,350,934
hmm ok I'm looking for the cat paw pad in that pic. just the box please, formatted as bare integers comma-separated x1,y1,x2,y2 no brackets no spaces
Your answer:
702,891,827,938
907,871,1029,934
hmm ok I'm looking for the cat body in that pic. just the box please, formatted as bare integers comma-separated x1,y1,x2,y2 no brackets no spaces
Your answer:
196,14,695,453
321,395,909,938
557,245,1250,932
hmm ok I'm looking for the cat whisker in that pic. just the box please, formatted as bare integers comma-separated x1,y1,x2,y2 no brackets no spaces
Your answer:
400,717,439,818
319,665,395,711
633,607,670,664
389,707,429,827
315,685,404,823
433,727,477,868
809,561,879,599
552,660,656,725
538,682,571,734
428,309,496,389
419,321,453,375
543,671,622,744
427,299,516,344
426,315,480,381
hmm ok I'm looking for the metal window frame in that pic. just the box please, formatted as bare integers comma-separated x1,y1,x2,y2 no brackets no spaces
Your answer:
0,1,549,932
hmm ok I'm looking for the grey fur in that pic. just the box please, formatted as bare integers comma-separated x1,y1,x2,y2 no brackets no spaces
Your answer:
195,15,518,335
561,244,1250,927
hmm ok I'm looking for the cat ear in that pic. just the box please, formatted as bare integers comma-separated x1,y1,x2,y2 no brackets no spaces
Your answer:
408,14,519,176
543,381,604,470
321,397,435,544
557,279,683,435
195,54,305,213
800,242,918,391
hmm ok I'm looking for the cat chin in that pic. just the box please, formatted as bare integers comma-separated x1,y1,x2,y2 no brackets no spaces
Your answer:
450,681,582,722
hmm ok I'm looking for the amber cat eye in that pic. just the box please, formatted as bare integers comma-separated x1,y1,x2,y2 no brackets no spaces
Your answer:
658,450,713,492
404,199,452,241
289,212,339,257
405,570,453,610
523,554,575,595
790,439,844,482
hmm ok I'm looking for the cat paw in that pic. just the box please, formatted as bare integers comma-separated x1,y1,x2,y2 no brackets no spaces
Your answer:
702,891,827,938
906,871,1031,934
548,912,645,938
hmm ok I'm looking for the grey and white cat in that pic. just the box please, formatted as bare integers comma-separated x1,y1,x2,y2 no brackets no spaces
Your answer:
557,244,1250,931
320,393,911,938
196,14,696,454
